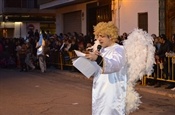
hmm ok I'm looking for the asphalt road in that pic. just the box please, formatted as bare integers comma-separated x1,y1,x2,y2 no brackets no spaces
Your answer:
0,68,175,115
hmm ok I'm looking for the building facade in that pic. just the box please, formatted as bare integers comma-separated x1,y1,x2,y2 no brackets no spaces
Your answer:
39,0,175,39
0,0,55,38
40,0,112,35
1,0,174,38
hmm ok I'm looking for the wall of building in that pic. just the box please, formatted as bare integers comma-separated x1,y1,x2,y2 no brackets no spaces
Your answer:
53,0,159,36
0,0,2,14
114,0,159,35
55,3,87,35
0,22,40,38
14,22,40,38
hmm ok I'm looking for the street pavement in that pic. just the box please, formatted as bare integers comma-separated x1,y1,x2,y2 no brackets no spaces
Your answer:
0,67,175,115
2,67,174,98
54,69,175,98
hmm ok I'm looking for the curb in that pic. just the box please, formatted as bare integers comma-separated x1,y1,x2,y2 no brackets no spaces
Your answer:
55,70,175,98
136,86,175,98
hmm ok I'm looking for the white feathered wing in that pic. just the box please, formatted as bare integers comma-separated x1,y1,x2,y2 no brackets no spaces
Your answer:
123,29,155,114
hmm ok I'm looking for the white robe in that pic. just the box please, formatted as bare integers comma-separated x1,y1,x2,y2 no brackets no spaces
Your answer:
92,43,127,115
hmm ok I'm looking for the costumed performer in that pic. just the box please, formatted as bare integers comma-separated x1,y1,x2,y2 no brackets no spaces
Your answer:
85,21,127,115
85,21,155,115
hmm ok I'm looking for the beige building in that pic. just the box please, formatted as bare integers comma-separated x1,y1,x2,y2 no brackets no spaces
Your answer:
40,0,175,39
1,0,174,38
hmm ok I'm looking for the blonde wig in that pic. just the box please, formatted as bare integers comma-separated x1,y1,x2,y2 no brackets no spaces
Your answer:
93,21,118,42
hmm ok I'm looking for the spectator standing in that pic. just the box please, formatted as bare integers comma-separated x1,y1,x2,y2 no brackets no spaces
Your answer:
171,34,175,52
18,43,27,72
25,43,35,70
0,40,3,54
34,29,40,39
165,34,175,89
154,34,171,87
36,32,46,73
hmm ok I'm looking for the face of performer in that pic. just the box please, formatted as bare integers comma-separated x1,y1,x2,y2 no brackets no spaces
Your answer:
96,34,114,48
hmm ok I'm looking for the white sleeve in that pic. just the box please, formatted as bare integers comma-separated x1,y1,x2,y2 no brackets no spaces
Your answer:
102,47,125,74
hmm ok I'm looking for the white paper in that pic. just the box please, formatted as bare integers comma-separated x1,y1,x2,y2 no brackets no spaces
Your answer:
74,50,86,57
73,57,97,78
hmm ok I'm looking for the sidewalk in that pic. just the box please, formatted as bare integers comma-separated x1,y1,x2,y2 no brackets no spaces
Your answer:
136,84,175,98
55,69,175,98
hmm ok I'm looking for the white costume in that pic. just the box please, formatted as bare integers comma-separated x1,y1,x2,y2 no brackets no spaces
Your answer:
72,25,155,115
92,29,155,115
124,29,155,114
92,43,127,115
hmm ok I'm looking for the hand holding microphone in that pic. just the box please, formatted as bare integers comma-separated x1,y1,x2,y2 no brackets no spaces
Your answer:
85,45,102,61
94,45,102,55
97,45,102,51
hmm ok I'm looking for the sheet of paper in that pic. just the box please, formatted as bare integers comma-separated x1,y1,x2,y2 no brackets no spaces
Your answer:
74,50,86,57
73,57,97,78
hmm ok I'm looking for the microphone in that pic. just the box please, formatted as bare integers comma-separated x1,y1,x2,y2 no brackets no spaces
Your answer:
97,45,102,51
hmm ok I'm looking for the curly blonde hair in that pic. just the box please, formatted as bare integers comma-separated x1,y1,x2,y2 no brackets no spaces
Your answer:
93,21,118,42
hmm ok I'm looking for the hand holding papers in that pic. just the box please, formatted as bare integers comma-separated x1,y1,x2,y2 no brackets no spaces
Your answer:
72,50,98,78
74,50,86,57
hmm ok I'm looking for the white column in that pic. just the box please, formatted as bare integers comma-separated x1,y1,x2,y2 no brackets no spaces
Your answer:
14,22,21,38
112,0,122,35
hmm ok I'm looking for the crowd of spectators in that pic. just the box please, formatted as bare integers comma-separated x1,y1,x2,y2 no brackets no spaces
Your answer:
150,33,175,89
0,30,95,70
0,29,174,89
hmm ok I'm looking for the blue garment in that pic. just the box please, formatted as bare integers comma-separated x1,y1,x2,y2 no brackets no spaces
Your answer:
38,34,43,46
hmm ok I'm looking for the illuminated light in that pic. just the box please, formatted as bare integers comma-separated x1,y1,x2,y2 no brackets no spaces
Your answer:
15,22,22,25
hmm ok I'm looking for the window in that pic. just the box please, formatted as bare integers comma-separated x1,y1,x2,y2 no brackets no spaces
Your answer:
4,0,38,8
138,12,148,32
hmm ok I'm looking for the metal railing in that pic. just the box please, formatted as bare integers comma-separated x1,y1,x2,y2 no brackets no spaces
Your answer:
142,53,175,85
47,51,175,85
46,50,76,70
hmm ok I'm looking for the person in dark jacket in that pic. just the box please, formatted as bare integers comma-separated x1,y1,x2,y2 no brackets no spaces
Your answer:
154,34,171,87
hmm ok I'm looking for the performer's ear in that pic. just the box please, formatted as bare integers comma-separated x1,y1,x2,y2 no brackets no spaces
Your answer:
107,35,111,39
109,36,112,40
